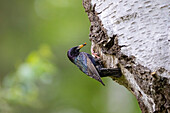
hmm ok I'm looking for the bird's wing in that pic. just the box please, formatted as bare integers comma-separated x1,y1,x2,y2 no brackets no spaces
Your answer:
82,52,105,86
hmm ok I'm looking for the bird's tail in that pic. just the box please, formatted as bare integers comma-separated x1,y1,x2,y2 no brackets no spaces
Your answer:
99,68,122,78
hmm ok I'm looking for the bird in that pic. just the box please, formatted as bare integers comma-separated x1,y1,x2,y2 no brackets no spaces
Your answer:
67,43,121,86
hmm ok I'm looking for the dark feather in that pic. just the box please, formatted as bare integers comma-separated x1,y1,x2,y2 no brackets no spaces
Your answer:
67,43,121,86
74,52,105,86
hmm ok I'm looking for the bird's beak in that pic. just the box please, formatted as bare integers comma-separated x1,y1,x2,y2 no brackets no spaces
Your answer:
78,42,86,49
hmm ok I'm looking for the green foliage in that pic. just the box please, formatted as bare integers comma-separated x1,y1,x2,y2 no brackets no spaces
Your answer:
0,0,141,113
2,45,55,106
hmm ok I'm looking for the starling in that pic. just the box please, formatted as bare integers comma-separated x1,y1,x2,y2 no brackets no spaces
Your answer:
67,43,121,86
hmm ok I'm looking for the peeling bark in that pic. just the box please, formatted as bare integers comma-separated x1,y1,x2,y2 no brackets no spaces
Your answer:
82,0,170,113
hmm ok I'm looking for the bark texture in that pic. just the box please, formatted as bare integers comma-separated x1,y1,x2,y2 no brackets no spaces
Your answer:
82,0,170,113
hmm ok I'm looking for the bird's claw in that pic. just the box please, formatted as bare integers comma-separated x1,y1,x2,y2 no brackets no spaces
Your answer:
92,52,100,59
91,44,100,59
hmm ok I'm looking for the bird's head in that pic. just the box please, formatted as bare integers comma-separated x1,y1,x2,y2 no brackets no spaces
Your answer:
67,42,86,62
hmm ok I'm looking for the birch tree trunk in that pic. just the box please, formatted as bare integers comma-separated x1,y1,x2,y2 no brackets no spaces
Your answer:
82,0,170,113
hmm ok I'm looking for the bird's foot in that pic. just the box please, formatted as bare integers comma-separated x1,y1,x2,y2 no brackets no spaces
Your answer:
91,44,100,59
92,52,100,59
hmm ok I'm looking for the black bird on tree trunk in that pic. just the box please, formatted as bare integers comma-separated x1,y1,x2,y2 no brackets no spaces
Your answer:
67,43,121,86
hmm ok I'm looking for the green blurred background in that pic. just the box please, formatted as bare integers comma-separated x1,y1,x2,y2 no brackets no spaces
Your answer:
0,0,141,113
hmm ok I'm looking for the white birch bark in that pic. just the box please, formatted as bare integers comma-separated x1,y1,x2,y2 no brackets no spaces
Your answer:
83,0,170,112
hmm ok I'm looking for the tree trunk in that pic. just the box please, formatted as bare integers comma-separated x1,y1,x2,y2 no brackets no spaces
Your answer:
82,0,170,113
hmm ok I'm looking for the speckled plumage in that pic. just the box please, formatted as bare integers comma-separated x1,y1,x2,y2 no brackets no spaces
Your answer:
74,52,105,85
67,43,105,85
67,43,121,86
